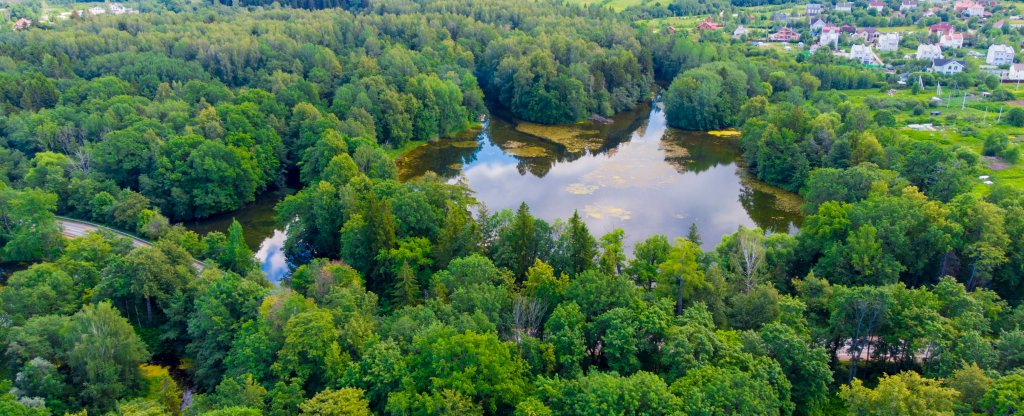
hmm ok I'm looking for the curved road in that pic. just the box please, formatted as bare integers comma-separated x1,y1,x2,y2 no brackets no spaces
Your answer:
56,217,206,271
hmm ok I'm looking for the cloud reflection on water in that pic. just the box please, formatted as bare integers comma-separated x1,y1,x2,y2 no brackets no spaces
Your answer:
404,102,802,251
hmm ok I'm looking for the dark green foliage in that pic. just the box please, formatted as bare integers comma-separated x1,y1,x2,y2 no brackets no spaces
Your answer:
2,2,1024,416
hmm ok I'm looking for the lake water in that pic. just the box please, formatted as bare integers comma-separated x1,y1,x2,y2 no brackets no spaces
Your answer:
188,101,803,282
398,101,803,252
184,189,293,283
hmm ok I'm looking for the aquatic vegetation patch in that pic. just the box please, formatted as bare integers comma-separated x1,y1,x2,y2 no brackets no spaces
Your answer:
450,140,481,149
659,140,691,159
738,168,804,214
583,204,633,221
566,183,600,195
502,141,550,157
515,121,602,153
582,161,676,189
708,129,741,138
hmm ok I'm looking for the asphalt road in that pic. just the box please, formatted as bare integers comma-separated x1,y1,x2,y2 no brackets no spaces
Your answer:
56,218,205,271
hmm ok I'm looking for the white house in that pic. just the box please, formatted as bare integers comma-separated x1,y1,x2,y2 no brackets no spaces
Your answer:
868,1,885,12
732,25,750,39
854,44,884,66
810,18,827,32
806,3,823,15
986,44,1015,66
836,2,853,12
900,0,918,10
955,1,985,16
1006,63,1024,81
931,59,966,75
109,4,127,14
820,25,840,48
939,33,964,49
847,44,884,66
916,44,944,60
88,6,106,15
877,33,900,52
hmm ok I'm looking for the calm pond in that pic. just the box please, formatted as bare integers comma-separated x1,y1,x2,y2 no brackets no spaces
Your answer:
188,101,803,283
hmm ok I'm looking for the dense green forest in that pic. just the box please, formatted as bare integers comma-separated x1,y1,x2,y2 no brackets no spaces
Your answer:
0,0,1023,415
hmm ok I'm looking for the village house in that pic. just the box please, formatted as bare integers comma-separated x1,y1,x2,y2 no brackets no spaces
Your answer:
835,2,853,12
855,27,880,42
696,18,721,31
769,27,801,42
810,18,827,32
966,3,985,16
807,3,823,15
939,32,964,48
900,0,918,10
869,1,885,12
993,20,1005,30
771,13,790,23
732,25,750,39
929,22,956,36
820,25,841,48
109,4,128,15
954,1,985,16
877,33,900,52
12,18,31,31
916,44,944,60
1006,63,1024,81
847,44,884,65
88,6,106,15
840,24,857,34
931,58,966,74
987,44,1015,66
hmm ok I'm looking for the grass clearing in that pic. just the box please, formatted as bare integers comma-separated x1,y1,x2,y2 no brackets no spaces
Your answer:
839,88,1024,193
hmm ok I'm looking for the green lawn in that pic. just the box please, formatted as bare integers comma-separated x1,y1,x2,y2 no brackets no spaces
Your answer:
840,88,1024,191
563,0,646,11
877,25,918,33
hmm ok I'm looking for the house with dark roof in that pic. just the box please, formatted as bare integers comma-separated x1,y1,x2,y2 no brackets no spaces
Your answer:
931,59,966,75
856,27,880,42
929,22,955,36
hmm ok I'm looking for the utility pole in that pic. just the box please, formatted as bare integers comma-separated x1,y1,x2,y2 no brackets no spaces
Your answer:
984,105,988,125
998,106,1003,123
962,90,967,110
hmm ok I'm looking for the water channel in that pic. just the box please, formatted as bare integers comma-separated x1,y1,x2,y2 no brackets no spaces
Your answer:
187,101,804,283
